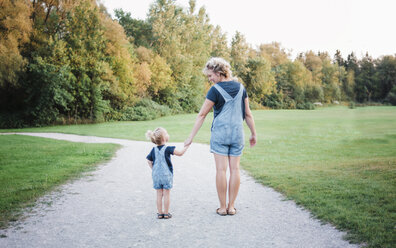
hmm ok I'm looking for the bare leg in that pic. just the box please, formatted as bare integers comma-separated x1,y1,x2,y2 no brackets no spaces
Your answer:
228,156,241,213
214,153,228,213
156,189,163,214
163,189,171,214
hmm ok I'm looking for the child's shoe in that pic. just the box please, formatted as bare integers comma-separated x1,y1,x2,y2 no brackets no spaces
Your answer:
163,213,172,219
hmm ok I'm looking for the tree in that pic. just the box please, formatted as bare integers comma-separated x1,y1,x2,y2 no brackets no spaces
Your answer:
298,51,323,85
375,55,396,101
258,42,289,68
114,9,153,48
274,60,314,107
209,25,230,60
333,50,345,67
240,57,276,103
355,53,376,102
148,0,211,112
230,31,250,80
0,0,32,88
100,9,137,109
321,59,342,102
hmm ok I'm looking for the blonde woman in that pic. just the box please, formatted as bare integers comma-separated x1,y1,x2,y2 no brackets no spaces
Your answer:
184,57,257,216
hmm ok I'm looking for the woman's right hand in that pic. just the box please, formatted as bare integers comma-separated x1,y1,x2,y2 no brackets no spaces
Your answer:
249,134,257,147
184,137,193,147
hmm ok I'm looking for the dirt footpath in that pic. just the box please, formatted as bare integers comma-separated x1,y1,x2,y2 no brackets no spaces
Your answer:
0,133,359,248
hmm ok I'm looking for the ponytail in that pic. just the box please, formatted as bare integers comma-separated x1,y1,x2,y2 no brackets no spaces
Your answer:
145,127,165,145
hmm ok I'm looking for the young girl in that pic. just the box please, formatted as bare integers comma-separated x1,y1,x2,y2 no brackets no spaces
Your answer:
146,127,189,219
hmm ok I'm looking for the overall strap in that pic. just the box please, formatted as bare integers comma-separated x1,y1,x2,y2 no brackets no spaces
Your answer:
159,145,167,156
214,84,233,102
235,84,244,99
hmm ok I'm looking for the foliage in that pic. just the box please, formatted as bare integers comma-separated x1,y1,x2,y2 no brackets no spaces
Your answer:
0,0,32,88
119,98,171,121
240,57,276,103
385,85,396,105
1,0,396,128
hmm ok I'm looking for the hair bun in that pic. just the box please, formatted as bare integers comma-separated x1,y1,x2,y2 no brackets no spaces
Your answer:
145,130,153,140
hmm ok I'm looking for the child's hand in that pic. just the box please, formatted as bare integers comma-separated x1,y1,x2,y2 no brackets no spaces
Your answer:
184,137,193,146
174,144,189,156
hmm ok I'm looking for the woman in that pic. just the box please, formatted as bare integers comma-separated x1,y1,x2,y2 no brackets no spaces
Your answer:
184,57,257,216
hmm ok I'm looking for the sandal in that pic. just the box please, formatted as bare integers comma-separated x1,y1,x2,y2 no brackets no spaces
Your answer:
227,208,237,215
216,208,227,216
163,213,172,219
157,213,164,219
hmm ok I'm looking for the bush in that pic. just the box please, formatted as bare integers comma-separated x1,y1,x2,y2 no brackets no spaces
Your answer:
249,100,265,110
283,98,296,109
119,99,171,121
385,86,396,106
349,101,356,109
262,92,284,109
296,102,315,110
0,112,26,128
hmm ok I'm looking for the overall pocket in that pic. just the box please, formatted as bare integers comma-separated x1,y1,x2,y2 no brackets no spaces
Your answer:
211,124,231,144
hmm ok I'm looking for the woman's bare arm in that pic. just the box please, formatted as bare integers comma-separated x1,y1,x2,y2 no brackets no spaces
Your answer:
244,97,257,147
184,99,214,146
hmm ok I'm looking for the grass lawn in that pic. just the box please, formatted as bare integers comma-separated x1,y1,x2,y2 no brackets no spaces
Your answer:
1,106,396,247
0,135,119,228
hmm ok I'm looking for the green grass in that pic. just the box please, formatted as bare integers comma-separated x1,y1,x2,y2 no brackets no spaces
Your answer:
0,135,119,228
1,106,396,247
0,113,213,143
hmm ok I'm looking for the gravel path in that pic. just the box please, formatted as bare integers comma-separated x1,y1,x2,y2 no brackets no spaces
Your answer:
0,133,358,248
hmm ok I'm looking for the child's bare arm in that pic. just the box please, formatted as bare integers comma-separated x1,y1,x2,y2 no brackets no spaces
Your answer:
147,160,153,169
173,145,189,156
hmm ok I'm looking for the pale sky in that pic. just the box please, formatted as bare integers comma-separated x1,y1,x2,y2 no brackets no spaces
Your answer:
101,0,396,60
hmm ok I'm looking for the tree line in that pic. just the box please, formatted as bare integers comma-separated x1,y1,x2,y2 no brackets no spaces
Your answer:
1,0,395,128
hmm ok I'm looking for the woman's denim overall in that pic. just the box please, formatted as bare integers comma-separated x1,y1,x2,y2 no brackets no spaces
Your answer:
210,83,245,156
152,146,173,189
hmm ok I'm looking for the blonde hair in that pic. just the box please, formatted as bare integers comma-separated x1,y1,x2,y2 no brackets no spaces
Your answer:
203,57,233,79
145,127,166,145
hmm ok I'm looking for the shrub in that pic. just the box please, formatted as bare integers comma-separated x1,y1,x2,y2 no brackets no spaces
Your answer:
349,101,356,109
119,98,171,121
296,102,315,110
249,100,265,110
385,86,396,106
262,92,284,109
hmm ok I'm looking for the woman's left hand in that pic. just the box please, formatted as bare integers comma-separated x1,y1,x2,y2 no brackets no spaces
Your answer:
249,135,257,147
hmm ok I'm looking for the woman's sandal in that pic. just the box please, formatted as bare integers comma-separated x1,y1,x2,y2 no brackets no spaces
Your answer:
227,208,237,216
163,213,172,219
216,208,227,216
157,213,164,219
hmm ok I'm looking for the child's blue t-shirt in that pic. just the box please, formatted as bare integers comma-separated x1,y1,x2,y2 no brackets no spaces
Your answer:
146,145,176,174
206,81,248,120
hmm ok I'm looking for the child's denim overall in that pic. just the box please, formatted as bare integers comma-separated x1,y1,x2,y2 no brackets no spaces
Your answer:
152,146,173,189
210,83,245,156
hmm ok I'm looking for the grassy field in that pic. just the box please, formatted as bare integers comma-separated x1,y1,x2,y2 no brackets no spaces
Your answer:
1,106,396,247
0,135,119,228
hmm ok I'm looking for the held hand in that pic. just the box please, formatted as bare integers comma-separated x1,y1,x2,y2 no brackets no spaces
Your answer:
249,135,257,147
184,137,193,147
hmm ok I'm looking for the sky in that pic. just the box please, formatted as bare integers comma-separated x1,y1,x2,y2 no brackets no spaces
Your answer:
100,0,396,60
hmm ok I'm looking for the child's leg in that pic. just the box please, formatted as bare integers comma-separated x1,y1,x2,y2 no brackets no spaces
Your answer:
163,189,171,214
156,189,163,214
